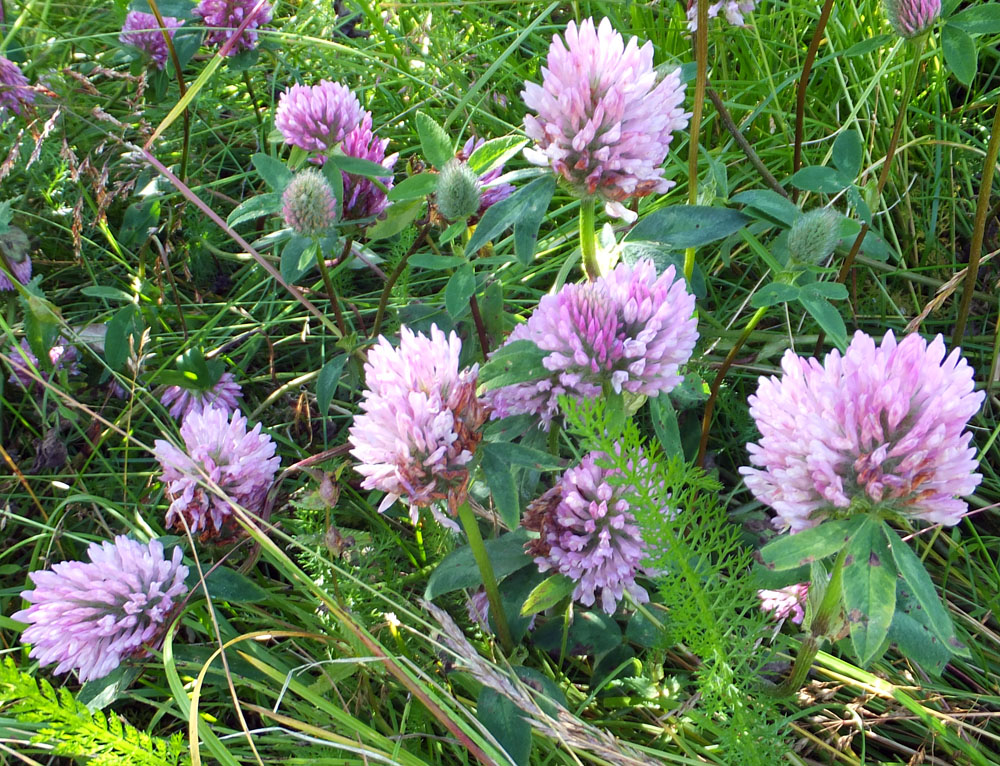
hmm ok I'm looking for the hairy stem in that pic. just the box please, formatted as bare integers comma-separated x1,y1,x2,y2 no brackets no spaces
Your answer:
697,305,767,468
776,547,847,696
792,0,836,190
457,502,514,654
315,243,348,337
684,0,710,283
579,197,599,280
953,94,1000,345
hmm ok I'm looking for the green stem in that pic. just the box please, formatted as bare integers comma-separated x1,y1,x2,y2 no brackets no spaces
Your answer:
579,197,598,280
457,502,514,654
696,305,767,468
684,0,710,283
776,546,848,697
817,36,925,355
791,0,836,193
953,93,1000,345
315,243,348,337
147,0,190,182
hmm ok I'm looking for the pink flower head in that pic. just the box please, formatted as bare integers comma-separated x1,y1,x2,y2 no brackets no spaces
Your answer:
0,228,31,290
13,536,189,682
160,370,243,421
686,1,758,32
5,338,79,391
884,0,940,38
275,80,364,159
153,407,280,539
522,17,690,221
457,137,515,216
119,11,184,70
740,331,984,533
193,0,272,55
0,55,34,117
485,259,697,429
341,112,397,221
758,583,809,625
524,450,649,614
348,325,485,525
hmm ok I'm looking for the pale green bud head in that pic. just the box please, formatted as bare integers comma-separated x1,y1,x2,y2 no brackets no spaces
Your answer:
436,159,481,222
787,208,841,266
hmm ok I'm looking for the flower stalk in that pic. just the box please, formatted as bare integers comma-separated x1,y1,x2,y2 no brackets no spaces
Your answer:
579,197,599,280
457,501,514,654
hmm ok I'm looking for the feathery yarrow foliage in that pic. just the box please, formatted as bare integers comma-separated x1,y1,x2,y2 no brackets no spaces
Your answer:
119,11,184,70
524,449,650,614
522,17,690,221
341,112,397,221
274,80,363,158
884,0,940,38
281,169,339,236
486,259,697,429
686,0,758,32
349,325,485,524
13,536,189,683
0,658,189,765
193,0,272,54
740,331,984,533
153,406,280,538
0,55,34,117
160,370,243,421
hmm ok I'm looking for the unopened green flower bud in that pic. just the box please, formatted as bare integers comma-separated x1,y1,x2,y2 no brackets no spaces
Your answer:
787,208,841,266
436,159,481,222
282,169,338,237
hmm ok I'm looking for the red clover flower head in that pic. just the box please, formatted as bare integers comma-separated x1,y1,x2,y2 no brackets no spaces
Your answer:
13,536,189,682
341,112,397,221
160,370,243,421
522,17,690,221
884,0,940,38
758,583,809,625
740,331,984,533
119,11,184,70
348,325,485,526
524,450,649,614
275,80,364,158
0,55,35,117
281,168,339,236
686,1,758,32
5,338,79,391
0,226,31,290
153,406,280,539
193,0,272,55
485,259,697,429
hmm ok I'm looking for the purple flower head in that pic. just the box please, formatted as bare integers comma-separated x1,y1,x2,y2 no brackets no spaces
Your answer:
0,55,35,117
341,112,397,221
275,80,364,159
281,168,339,236
524,450,649,614
485,259,698,429
0,225,31,291
740,331,984,533
686,1,758,32
758,583,809,625
5,338,79,391
348,325,485,526
522,18,690,221
457,137,515,216
153,406,280,539
193,0,272,55
160,370,243,421
13,536,188,682
119,11,184,70
884,0,940,38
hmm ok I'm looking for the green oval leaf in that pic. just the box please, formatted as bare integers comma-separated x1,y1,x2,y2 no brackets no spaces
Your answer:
416,111,453,169
521,574,576,617
760,518,862,571
444,263,476,318
425,529,532,599
626,205,749,249
842,517,897,666
942,24,977,86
